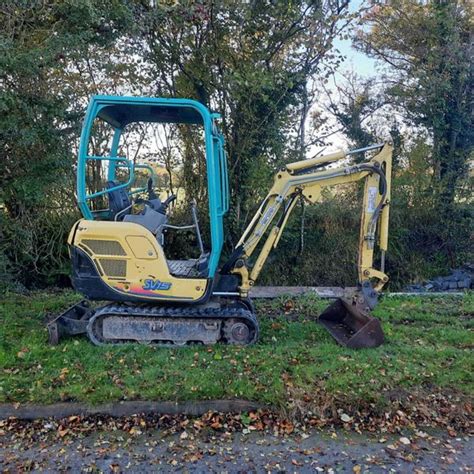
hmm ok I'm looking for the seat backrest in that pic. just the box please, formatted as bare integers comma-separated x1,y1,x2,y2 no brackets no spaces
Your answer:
124,206,168,238
106,181,131,219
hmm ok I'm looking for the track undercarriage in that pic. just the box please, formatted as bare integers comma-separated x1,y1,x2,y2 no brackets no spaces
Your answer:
47,300,259,346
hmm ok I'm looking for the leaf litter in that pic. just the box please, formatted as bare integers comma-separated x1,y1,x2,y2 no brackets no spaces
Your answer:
1,402,473,472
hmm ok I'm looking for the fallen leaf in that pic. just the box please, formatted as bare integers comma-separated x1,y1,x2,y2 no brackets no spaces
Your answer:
59,367,69,381
17,348,29,359
340,413,352,423
185,452,203,463
193,420,205,430
447,427,457,437
280,419,294,434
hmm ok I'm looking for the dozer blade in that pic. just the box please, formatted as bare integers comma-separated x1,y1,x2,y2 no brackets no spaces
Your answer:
318,296,384,349
47,300,92,345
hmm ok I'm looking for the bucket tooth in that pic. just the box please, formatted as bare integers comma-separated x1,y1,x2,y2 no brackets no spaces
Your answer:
318,296,384,349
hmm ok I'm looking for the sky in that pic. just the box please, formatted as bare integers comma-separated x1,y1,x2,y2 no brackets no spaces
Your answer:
333,36,376,78
309,0,379,154
333,0,377,78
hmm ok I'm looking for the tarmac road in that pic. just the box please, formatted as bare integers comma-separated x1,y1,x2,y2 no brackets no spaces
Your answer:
1,426,472,472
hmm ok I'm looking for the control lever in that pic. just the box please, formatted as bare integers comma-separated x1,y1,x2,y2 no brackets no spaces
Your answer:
146,177,158,200
163,194,177,209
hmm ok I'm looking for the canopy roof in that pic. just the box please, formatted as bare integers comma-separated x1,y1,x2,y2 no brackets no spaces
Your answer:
97,103,204,128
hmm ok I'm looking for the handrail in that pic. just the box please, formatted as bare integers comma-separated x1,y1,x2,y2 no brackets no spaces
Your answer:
216,135,229,216
223,148,229,213
85,157,157,201
86,155,128,162
85,158,134,200
116,163,156,196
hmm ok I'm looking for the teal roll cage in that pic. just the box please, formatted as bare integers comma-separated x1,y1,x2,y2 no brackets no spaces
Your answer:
77,95,230,277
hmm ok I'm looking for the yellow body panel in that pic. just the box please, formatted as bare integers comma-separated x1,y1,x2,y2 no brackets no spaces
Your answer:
69,220,208,302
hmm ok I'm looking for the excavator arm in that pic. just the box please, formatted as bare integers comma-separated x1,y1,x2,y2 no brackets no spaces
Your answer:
228,143,393,348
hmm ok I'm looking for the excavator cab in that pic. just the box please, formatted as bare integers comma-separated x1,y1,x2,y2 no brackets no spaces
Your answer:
73,95,229,294
49,95,392,348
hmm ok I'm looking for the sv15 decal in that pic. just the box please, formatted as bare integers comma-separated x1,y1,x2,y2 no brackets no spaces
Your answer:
142,279,172,291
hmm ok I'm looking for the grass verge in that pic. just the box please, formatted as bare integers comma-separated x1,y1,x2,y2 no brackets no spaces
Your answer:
0,290,472,424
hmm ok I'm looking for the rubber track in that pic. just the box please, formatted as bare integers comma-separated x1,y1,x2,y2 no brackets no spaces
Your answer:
87,304,259,346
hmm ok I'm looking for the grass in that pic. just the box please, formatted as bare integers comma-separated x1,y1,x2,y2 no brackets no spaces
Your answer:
0,290,472,412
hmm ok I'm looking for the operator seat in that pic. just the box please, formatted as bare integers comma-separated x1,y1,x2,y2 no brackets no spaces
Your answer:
106,181,132,219
107,180,168,240
124,205,168,242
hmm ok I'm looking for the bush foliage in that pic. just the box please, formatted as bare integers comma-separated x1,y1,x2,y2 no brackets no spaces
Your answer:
0,1,472,290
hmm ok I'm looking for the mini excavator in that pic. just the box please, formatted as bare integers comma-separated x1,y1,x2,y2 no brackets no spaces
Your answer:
48,95,392,348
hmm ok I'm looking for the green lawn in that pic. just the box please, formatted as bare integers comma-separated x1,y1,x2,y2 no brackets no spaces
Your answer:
0,290,472,413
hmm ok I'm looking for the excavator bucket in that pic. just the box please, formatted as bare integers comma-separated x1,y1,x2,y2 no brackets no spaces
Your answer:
318,295,384,349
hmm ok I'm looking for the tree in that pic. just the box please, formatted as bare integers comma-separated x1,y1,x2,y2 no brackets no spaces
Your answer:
0,0,135,287
354,0,473,206
135,1,350,244
323,72,381,149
